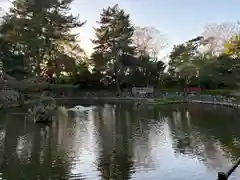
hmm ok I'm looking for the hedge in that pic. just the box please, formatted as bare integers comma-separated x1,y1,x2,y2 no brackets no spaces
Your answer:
200,89,233,96
158,88,233,96
157,88,181,92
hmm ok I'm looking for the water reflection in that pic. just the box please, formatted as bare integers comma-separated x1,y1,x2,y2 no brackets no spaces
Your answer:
94,103,135,179
167,108,229,170
0,103,240,179
165,104,240,177
0,109,71,180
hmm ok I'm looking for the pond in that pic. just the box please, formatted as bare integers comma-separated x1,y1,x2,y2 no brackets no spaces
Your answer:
0,102,240,180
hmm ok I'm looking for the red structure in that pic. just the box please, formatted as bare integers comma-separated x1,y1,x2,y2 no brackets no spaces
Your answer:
183,87,202,92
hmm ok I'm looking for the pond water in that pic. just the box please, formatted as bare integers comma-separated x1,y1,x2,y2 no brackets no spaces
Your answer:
0,102,240,180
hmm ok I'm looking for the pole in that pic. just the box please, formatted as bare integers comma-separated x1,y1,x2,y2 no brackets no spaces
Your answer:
217,158,240,180
226,158,240,177
218,172,227,180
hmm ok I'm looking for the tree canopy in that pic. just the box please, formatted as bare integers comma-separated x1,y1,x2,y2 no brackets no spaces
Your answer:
0,2,239,92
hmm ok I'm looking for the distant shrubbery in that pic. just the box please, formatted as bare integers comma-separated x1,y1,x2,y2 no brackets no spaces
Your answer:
200,89,233,96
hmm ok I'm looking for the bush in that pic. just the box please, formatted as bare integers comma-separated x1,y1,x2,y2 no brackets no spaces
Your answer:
157,88,180,92
0,89,20,106
200,89,232,96
58,76,73,84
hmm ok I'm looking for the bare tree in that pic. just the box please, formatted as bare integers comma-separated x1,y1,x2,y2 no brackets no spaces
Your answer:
133,26,168,58
201,22,240,55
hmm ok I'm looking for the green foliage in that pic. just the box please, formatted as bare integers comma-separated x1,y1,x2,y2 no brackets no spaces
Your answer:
125,54,166,87
157,88,181,92
168,33,240,90
168,36,204,85
200,89,232,96
91,4,135,91
1,0,85,80
224,34,240,57
0,2,240,94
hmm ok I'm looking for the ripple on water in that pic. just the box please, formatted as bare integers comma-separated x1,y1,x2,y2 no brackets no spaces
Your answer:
0,103,240,180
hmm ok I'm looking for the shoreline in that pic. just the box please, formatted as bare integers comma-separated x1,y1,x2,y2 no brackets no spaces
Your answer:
2,96,240,109
154,99,240,108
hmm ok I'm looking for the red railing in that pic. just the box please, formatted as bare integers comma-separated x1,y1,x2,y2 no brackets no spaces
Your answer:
183,87,202,92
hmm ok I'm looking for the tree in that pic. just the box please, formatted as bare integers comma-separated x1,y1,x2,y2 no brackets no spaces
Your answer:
1,0,85,79
91,4,135,94
168,37,204,86
0,15,31,79
168,34,240,89
0,0,87,107
224,34,240,58
133,26,168,58
202,22,240,55
211,55,240,88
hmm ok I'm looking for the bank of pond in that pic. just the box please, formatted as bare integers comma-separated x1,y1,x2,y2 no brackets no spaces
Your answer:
1,93,240,125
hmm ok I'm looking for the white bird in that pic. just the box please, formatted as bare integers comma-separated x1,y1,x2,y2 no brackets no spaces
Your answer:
68,105,96,113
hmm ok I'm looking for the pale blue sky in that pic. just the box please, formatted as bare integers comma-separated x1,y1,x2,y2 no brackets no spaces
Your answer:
1,0,240,57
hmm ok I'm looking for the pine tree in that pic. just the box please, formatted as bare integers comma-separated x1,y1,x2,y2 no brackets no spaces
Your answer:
1,0,85,79
91,4,135,94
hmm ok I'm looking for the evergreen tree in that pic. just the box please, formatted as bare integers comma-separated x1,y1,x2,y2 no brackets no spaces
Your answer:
91,4,135,94
0,0,85,79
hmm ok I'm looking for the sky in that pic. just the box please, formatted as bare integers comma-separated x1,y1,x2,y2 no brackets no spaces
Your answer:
1,0,240,59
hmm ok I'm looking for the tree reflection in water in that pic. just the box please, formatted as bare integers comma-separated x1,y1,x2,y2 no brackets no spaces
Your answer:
0,108,76,180
94,103,135,180
1,103,240,179
165,104,240,170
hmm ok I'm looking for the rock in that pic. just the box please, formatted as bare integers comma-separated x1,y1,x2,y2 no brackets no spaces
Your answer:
29,99,57,124
34,111,53,124
0,89,20,107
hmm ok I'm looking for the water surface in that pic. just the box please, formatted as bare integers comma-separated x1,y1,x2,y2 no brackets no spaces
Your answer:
0,102,240,180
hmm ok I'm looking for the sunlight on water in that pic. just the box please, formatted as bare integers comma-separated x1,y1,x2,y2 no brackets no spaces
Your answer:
69,110,100,179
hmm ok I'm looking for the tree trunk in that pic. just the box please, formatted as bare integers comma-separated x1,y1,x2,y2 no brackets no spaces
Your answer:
36,51,41,77
113,43,121,96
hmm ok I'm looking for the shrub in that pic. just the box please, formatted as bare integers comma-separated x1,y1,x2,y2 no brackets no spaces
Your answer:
157,88,180,92
200,89,232,96
0,89,20,106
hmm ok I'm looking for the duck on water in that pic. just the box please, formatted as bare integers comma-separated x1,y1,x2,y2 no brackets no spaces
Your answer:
68,105,96,113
